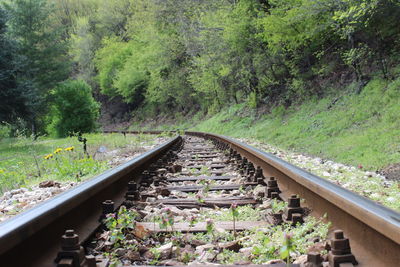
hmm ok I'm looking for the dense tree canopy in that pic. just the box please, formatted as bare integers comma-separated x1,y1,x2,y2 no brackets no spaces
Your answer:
1,0,400,132
0,8,24,123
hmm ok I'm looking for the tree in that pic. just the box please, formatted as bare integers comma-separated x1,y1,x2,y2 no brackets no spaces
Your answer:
0,8,27,122
47,80,100,137
4,0,70,134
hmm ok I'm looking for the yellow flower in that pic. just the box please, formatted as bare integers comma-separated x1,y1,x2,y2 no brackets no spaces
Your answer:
65,146,74,152
44,154,53,160
54,148,63,154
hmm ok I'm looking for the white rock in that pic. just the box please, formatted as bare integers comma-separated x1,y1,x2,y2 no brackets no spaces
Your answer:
195,244,215,255
293,254,308,264
386,197,396,202
322,171,331,177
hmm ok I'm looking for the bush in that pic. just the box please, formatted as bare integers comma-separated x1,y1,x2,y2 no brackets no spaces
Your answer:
0,123,11,140
48,80,100,137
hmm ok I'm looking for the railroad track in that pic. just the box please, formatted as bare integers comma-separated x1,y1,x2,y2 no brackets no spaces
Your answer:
0,132,399,267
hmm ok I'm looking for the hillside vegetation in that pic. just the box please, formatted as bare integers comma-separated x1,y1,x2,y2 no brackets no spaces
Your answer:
133,77,400,171
1,0,400,138
1,0,399,174
192,78,400,171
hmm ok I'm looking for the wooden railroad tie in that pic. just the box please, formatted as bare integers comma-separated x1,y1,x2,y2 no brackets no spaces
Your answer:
186,164,226,169
180,170,226,176
179,155,223,160
165,183,257,192
154,196,258,208
167,175,234,182
184,147,214,151
186,160,226,164
137,221,269,233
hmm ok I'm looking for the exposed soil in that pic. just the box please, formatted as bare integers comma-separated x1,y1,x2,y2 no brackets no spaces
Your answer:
380,163,400,182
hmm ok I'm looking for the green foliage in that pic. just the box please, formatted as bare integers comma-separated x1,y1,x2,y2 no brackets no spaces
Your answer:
271,199,287,214
0,7,26,123
95,38,133,97
0,124,12,140
2,0,400,133
48,80,100,137
104,206,138,248
4,0,70,133
69,16,96,85
280,233,295,265
247,217,330,263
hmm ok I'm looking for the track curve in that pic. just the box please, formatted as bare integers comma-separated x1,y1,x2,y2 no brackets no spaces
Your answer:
0,131,399,267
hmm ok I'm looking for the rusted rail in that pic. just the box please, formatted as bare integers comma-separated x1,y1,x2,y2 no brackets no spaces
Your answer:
0,131,399,267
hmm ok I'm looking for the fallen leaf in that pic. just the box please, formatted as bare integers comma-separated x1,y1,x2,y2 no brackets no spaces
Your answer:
133,224,150,239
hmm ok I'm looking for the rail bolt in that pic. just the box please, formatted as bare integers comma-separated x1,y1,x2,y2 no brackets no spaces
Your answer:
55,229,86,267
255,167,265,181
102,200,114,214
288,194,300,208
85,255,97,267
270,192,279,199
284,194,303,221
126,194,135,201
328,230,358,267
61,230,80,251
306,252,323,267
266,177,281,198
127,181,138,191
291,213,304,225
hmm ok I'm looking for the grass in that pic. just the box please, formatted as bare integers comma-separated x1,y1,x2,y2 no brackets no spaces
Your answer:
0,133,161,193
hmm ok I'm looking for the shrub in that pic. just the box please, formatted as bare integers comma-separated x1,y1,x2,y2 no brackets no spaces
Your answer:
0,123,11,140
48,80,100,137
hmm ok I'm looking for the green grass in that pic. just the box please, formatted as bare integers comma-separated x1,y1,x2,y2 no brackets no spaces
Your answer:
192,77,400,171
0,133,160,193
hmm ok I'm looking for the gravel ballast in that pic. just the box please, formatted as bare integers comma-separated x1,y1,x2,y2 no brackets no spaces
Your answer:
239,138,400,211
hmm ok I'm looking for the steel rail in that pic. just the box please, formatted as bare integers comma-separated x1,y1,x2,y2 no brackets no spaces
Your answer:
1,130,399,266
0,135,181,267
187,131,400,267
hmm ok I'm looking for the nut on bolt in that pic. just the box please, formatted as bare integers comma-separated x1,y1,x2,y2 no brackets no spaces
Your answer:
102,200,114,215
284,194,304,221
306,252,323,267
266,177,281,198
328,230,358,267
61,230,80,251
